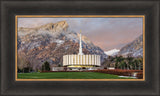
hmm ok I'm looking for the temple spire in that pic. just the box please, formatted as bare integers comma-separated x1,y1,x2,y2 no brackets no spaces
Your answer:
78,30,84,55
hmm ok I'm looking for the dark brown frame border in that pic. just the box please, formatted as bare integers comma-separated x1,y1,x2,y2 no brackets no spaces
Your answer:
1,0,159,96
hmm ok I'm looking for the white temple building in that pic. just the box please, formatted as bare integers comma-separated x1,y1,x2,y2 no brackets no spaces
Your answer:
63,30,101,69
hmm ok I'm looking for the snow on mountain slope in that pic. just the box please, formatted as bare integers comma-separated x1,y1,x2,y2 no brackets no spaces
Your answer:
105,49,120,56
18,21,107,70
118,35,143,57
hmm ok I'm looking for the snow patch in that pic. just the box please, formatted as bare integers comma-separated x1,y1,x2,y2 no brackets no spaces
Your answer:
55,39,64,46
105,49,120,56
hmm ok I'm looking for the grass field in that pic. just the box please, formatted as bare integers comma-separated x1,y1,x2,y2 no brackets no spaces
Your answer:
17,72,133,79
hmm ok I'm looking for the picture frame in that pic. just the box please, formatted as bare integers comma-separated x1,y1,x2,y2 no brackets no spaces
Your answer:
1,0,159,96
15,15,145,81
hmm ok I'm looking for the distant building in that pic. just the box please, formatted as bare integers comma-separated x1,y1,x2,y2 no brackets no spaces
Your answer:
107,67,115,70
63,30,101,70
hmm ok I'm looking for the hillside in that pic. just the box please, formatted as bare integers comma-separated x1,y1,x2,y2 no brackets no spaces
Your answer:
105,49,120,56
17,21,107,70
118,35,143,57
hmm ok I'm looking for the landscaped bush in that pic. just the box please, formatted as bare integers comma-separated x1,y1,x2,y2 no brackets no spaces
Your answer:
136,72,143,79
41,71,81,72
85,69,143,77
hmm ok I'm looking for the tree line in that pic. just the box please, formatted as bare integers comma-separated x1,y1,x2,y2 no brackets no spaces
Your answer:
17,52,51,73
18,59,51,73
102,56,143,70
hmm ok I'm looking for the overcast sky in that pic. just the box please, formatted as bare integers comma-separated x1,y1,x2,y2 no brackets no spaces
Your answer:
18,17,143,51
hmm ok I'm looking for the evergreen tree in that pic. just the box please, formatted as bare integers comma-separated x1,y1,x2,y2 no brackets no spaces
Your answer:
42,61,50,71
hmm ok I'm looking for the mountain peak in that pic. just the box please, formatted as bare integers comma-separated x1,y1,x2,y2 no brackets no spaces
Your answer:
17,20,107,69
56,20,67,25
38,21,69,32
18,21,69,33
118,34,143,57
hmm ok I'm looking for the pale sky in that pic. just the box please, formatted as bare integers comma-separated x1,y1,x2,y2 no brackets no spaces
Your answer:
18,17,143,51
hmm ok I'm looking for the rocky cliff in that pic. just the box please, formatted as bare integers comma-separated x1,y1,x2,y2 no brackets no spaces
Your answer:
118,35,143,57
18,21,107,70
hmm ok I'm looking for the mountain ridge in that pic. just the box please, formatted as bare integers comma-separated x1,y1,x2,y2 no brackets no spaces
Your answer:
17,21,107,70
118,34,143,57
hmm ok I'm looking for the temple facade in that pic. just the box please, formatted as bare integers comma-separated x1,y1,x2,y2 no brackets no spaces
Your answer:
63,30,101,68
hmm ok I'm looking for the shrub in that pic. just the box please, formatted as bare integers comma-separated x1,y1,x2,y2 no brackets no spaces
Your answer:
136,72,143,79
85,69,143,77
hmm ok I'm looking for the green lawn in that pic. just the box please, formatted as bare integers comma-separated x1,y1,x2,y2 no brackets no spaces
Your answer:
17,72,133,79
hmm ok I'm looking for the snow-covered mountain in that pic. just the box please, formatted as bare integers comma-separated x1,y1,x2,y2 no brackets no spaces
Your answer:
18,21,107,70
105,49,120,56
118,35,143,57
